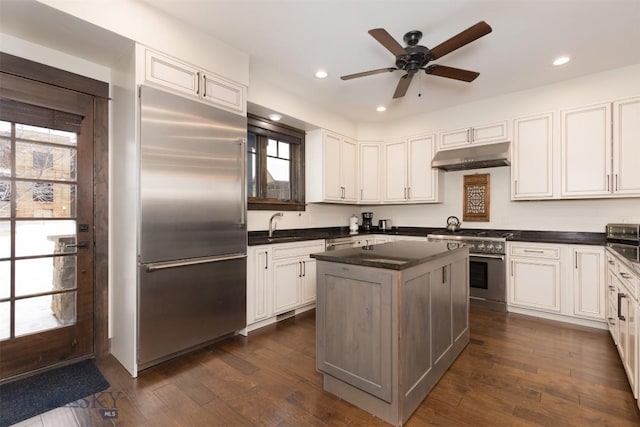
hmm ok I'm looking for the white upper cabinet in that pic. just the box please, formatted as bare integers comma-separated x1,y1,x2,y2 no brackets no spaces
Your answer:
307,129,357,203
358,141,382,204
438,120,509,150
561,102,612,197
141,46,247,115
383,134,442,204
511,113,554,200
613,97,640,195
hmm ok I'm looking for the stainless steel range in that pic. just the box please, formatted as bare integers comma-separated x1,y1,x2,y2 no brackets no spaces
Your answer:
428,230,512,311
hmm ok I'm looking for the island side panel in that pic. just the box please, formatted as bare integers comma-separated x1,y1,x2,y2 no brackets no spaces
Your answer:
316,261,394,403
451,255,470,342
400,250,470,423
399,263,433,414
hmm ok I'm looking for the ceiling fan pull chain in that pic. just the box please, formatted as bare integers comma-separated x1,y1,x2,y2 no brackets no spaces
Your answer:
418,73,422,97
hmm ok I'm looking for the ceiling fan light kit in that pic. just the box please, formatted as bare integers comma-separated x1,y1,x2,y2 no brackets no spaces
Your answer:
341,21,492,99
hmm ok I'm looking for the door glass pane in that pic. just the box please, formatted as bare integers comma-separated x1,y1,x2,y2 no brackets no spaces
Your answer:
266,138,277,157
0,137,10,177
0,260,9,299
0,181,10,219
15,141,76,181
15,292,76,336
0,221,8,257
15,220,76,257
15,181,76,218
15,123,77,146
0,121,10,137
0,301,9,340
15,256,76,297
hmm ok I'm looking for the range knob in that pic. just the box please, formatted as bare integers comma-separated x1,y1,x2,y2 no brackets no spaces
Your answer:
495,244,503,252
477,243,486,251
487,244,495,251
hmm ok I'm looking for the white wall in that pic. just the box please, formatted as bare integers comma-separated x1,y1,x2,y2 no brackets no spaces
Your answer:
0,33,111,83
38,0,249,85
247,204,356,232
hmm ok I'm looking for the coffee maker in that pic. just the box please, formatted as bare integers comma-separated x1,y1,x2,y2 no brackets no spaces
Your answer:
361,212,373,231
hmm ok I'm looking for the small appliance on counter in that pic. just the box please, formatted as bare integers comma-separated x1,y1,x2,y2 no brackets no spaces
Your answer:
362,212,373,231
378,219,392,231
349,214,359,234
446,216,461,232
606,223,640,263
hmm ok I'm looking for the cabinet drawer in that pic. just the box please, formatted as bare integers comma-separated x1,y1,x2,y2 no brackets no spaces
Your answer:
509,243,560,259
272,240,325,260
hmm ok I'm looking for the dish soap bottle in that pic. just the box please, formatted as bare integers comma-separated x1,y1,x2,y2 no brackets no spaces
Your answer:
349,214,359,234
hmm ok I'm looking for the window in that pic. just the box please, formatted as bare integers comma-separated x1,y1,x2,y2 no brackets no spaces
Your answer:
247,115,305,211
0,181,9,202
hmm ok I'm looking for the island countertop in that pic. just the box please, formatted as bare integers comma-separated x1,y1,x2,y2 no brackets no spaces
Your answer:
310,240,467,270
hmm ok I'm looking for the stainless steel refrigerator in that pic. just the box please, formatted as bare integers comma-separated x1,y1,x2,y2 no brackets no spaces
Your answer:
137,85,247,370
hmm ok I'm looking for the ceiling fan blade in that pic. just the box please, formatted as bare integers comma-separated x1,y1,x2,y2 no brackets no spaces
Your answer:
340,67,397,80
425,65,479,82
393,74,414,98
429,21,492,60
368,28,407,57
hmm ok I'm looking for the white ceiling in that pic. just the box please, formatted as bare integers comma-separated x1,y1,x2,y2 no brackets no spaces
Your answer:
140,0,640,123
2,1,638,124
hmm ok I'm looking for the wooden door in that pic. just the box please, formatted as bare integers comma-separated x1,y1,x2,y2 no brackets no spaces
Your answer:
0,74,95,380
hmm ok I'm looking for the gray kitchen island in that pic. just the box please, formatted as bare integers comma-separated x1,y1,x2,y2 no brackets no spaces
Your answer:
311,241,469,426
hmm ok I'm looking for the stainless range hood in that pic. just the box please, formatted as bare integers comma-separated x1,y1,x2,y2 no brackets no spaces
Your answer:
431,141,511,171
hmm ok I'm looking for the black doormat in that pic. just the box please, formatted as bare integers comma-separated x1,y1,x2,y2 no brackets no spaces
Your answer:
0,360,110,427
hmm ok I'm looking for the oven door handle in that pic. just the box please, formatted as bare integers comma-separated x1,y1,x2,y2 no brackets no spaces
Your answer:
470,254,505,260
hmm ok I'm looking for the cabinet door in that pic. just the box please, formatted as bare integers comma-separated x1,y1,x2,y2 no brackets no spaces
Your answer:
247,247,271,324
572,247,605,320
301,257,317,304
323,132,343,201
144,48,200,97
272,258,301,314
438,127,470,150
561,103,612,197
607,269,619,344
383,140,408,202
512,113,553,199
432,265,453,363
613,97,640,196
341,138,358,202
407,134,439,202
359,142,382,203
510,258,561,312
202,73,246,115
472,121,509,145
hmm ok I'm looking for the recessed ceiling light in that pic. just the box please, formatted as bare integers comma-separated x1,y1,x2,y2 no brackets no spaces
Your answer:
268,113,282,121
553,56,571,66
315,70,328,79
376,106,386,112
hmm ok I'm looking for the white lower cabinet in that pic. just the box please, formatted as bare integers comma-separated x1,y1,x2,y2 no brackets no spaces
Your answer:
507,242,606,327
509,245,561,313
572,246,605,320
245,240,325,334
606,248,639,401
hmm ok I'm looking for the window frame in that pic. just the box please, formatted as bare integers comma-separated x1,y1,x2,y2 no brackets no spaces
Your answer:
247,114,305,211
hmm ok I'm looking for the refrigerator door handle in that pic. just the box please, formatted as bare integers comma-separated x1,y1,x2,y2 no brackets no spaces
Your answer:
240,138,247,226
144,253,247,272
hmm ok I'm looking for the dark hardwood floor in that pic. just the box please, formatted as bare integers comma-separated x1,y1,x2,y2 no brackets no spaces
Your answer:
15,306,640,426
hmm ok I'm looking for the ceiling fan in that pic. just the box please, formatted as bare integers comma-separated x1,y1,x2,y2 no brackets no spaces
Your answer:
341,21,492,99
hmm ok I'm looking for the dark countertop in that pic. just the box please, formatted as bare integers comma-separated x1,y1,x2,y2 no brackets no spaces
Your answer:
248,226,434,246
249,226,607,247
310,240,467,271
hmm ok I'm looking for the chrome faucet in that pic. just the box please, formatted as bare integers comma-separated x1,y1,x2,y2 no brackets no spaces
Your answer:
268,212,284,237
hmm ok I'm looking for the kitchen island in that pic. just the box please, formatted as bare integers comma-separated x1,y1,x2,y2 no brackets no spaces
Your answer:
311,241,469,426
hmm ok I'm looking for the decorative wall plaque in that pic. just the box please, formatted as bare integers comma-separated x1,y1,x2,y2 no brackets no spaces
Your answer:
463,173,490,222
